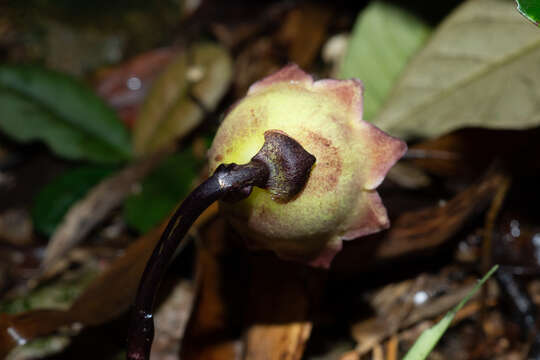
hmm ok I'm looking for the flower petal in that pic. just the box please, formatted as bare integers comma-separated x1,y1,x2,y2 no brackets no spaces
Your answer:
312,78,364,119
307,236,343,268
357,122,407,190
341,190,390,240
248,64,313,95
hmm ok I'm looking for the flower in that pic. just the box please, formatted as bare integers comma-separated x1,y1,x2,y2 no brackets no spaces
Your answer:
208,64,406,268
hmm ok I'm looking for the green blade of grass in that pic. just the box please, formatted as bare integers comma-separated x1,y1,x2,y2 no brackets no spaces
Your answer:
403,265,499,360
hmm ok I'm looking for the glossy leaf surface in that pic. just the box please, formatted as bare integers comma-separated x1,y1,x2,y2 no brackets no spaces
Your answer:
0,66,132,163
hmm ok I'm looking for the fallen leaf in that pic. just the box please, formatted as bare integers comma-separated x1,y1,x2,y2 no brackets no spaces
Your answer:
402,266,498,360
350,277,427,356
31,165,115,237
0,65,132,163
133,43,232,154
94,47,178,128
151,281,195,360
276,3,333,68
334,171,508,272
516,0,540,26
233,37,281,97
0,203,218,358
376,173,507,260
244,323,312,360
243,255,324,360
181,218,245,360
41,148,174,271
339,1,431,120
182,221,323,360
210,2,291,49
350,268,498,357
373,0,540,139
409,127,540,177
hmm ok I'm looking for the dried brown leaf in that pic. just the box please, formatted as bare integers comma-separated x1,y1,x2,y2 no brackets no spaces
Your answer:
334,170,508,272
243,255,324,360
94,47,178,128
42,147,174,272
409,127,540,178
276,3,333,68
134,43,232,154
181,218,245,360
245,323,312,360
0,203,217,358
350,269,498,357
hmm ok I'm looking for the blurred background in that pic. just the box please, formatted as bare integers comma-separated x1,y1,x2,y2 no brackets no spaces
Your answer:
1,0,540,359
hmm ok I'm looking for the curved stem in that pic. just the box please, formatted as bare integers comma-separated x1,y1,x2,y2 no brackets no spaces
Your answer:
126,161,268,360
126,130,316,360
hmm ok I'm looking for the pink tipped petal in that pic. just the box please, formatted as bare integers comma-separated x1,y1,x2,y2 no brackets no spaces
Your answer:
306,237,343,269
313,79,364,118
358,122,407,190
341,191,390,241
248,64,313,95
211,64,408,268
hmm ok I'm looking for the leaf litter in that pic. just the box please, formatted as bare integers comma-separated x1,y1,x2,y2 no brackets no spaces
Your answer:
2,0,540,359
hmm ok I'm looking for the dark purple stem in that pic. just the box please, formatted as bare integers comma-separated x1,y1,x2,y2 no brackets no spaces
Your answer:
126,131,315,360
126,161,269,360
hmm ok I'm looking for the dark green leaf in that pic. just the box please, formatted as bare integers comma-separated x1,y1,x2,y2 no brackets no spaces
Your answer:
32,165,116,237
123,151,201,233
0,65,132,163
517,0,540,26
339,1,430,120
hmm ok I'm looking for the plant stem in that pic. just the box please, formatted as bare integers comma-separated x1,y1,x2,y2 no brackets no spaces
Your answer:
126,130,316,360
126,161,269,360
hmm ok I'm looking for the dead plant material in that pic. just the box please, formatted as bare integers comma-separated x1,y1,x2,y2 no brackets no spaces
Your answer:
41,147,176,273
409,127,540,178
276,3,333,68
180,218,245,360
0,203,217,358
350,269,498,358
243,254,326,360
334,170,508,272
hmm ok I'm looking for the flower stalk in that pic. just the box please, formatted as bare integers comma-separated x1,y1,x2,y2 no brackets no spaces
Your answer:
126,131,316,360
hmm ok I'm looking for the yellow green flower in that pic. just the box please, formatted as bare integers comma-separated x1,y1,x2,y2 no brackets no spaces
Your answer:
209,64,406,267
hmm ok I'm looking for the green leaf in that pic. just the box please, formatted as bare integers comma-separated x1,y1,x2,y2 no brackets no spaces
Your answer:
134,43,233,154
517,0,540,26
32,165,115,237
339,1,430,120
0,65,132,163
373,0,540,140
123,150,201,233
403,265,499,360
